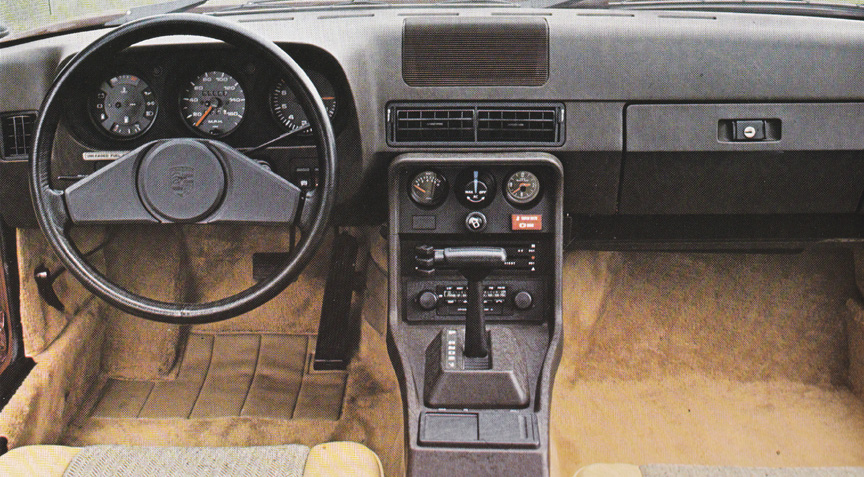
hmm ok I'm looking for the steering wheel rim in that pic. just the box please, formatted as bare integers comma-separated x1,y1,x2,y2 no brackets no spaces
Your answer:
29,13,338,324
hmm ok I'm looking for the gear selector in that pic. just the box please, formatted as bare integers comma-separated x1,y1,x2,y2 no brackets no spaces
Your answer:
421,245,530,408
428,246,507,358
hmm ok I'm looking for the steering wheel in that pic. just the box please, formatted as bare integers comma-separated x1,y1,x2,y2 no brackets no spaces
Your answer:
30,14,337,324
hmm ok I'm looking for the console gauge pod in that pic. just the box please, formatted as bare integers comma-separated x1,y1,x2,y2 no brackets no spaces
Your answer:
505,170,541,205
457,169,495,208
409,170,448,207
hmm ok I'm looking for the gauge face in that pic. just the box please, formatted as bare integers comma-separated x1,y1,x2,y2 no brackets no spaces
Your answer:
505,170,541,205
270,70,337,133
91,74,157,138
457,169,495,208
409,171,448,207
180,71,246,137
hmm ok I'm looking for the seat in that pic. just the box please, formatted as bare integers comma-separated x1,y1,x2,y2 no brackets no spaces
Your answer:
0,441,383,477
575,464,864,477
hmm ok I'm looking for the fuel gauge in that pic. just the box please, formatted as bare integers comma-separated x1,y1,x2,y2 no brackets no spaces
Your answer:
409,171,448,207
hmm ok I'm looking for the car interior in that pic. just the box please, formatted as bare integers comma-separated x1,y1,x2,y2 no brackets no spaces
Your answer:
1,1,864,475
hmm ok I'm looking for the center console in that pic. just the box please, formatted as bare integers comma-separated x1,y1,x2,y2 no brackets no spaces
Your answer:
387,153,563,476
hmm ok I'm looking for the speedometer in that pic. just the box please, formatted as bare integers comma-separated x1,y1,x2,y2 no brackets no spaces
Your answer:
270,70,337,133
180,71,246,137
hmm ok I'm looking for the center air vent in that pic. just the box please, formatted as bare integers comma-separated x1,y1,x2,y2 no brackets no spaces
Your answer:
1,112,36,159
388,103,564,146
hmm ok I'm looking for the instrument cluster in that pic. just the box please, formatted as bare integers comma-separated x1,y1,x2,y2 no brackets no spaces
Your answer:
69,44,346,150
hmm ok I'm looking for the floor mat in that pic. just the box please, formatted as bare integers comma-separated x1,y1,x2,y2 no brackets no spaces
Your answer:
552,250,864,477
89,333,346,420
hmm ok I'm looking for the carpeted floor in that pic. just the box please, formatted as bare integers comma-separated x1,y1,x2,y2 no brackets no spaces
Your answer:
9,224,864,477
86,333,346,420
59,227,404,477
552,249,864,477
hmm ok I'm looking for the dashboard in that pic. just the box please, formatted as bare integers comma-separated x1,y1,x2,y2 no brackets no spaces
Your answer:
2,7,864,246
3,7,864,476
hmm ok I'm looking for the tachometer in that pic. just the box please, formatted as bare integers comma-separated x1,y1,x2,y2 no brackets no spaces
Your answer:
180,71,246,137
270,70,337,133
91,74,157,138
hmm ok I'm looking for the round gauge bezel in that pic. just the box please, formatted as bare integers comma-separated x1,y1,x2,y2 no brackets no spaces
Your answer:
89,72,159,140
455,169,496,209
179,69,247,138
270,70,338,134
503,169,543,207
408,170,449,208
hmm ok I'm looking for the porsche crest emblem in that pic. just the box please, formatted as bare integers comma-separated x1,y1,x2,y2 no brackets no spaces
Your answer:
169,166,195,197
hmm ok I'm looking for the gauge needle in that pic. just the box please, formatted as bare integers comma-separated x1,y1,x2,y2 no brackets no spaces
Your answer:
414,184,427,193
195,106,214,127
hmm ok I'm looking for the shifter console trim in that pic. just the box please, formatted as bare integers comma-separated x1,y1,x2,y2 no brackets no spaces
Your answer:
387,152,563,477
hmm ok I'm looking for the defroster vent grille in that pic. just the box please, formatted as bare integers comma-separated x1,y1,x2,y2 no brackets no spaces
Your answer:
403,18,549,87
1,112,36,159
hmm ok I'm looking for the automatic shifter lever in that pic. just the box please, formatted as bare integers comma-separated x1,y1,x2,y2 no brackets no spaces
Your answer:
433,247,507,358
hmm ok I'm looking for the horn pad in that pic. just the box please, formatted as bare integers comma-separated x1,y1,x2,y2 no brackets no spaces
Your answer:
138,140,226,222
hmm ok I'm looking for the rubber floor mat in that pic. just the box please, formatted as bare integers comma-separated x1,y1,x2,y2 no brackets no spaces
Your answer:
90,333,347,420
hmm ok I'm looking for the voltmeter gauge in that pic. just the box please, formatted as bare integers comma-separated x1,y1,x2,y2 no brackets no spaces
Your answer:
505,170,541,205
409,171,448,207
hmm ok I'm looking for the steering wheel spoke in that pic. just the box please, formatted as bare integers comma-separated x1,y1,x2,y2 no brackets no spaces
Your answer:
204,142,302,225
65,145,160,225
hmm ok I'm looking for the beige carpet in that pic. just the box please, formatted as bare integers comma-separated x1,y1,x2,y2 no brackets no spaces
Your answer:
87,333,346,421
552,249,864,477
61,228,404,477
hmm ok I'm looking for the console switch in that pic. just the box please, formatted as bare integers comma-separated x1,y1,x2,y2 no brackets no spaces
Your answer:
514,291,533,310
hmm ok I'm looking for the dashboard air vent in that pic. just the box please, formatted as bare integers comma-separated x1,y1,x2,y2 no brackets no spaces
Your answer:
393,108,474,143
1,112,36,159
388,103,564,146
477,108,559,143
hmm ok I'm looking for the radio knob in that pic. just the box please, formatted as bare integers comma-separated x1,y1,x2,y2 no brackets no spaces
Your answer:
417,290,439,310
513,291,533,310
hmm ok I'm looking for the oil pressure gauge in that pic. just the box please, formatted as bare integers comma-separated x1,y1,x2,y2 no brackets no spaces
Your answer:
409,171,448,207
505,170,541,205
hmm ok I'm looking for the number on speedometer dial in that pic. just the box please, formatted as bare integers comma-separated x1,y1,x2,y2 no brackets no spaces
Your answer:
180,71,246,137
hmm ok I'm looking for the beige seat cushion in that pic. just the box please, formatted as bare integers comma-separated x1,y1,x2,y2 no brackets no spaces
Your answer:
576,464,643,477
575,464,864,477
0,441,382,477
0,445,81,476
304,442,385,477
